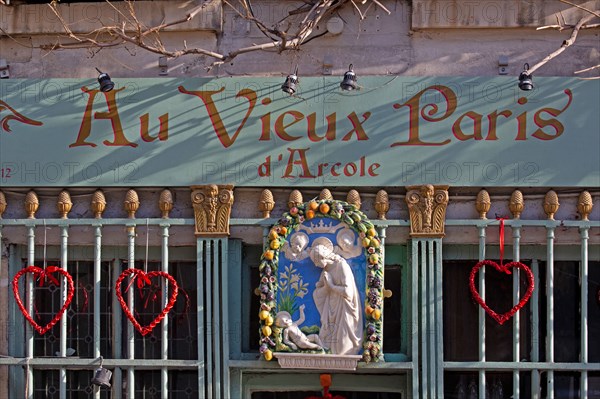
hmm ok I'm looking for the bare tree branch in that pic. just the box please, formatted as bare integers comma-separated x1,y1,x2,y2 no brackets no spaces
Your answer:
34,0,358,69
537,23,600,30
529,14,597,75
558,0,600,18
3,0,597,75
575,64,600,74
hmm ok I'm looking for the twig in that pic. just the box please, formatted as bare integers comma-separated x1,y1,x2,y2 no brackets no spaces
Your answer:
537,23,600,30
370,0,391,15
558,0,600,18
574,64,600,74
528,14,596,75
350,0,366,20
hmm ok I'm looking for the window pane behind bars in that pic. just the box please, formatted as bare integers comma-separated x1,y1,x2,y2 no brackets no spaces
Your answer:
32,260,112,358
128,260,197,360
27,254,198,397
443,260,533,362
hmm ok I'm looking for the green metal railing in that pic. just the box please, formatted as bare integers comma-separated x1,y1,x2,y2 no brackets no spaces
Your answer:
1,216,598,398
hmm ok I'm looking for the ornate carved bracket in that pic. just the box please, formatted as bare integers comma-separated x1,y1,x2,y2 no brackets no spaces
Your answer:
191,184,234,237
405,184,449,238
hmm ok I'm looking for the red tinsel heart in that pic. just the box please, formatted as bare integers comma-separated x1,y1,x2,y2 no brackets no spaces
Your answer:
12,266,75,335
469,260,535,325
115,269,179,336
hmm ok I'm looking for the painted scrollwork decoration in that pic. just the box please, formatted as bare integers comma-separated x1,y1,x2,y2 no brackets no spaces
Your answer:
191,184,234,236
406,184,449,238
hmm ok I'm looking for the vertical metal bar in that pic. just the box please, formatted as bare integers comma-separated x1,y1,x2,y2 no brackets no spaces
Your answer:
546,227,555,398
434,239,443,398
531,259,540,398
205,240,213,399
59,225,68,399
378,227,387,350
93,225,102,399
213,239,221,399
513,226,521,399
26,225,35,399
580,226,589,398
111,259,123,396
161,224,170,399
411,240,419,399
420,241,428,398
127,226,136,399
221,239,230,398
427,240,435,398
9,244,26,398
197,239,206,399
478,225,486,398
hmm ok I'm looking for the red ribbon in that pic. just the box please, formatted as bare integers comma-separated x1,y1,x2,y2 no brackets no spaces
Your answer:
124,273,161,309
177,287,191,324
37,266,61,287
497,217,505,267
79,283,89,312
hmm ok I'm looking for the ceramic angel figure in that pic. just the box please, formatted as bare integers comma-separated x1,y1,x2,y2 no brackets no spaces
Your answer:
311,237,363,355
275,305,326,351
335,227,362,258
282,232,310,261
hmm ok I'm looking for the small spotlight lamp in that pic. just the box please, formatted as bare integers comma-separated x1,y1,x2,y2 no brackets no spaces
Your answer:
95,68,115,93
281,66,299,95
340,64,357,91
518,63,533,91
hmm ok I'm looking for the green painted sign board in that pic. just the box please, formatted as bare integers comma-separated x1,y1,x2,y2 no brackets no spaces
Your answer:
1,77,598,187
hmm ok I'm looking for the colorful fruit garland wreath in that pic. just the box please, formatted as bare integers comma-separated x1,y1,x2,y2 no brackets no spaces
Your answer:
258,199,385,364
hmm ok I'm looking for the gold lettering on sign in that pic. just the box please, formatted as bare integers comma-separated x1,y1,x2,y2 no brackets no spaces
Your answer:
405,184,449,238
191,184,234,237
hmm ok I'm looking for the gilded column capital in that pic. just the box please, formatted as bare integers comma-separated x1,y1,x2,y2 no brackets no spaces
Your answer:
191,184,234,237
405,184,449,238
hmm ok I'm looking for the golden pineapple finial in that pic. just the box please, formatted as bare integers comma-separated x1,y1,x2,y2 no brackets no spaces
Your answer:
24,190,39,219
319,188,333,201
374,190,389,220
0,190,6,219
346,190,361,210
124,189,140,219
543,190,560,220
509,190,524,219
57,190,73,219
259,189,275,218
288,190,303,209
577,191,593,221
475,189,491,219
91,190,106,219
159,189,174,219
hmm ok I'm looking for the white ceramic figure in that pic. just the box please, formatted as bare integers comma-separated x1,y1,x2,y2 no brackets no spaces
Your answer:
335,227,362,259
311,237,363,355
275,305,326,351
282,232,310,261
